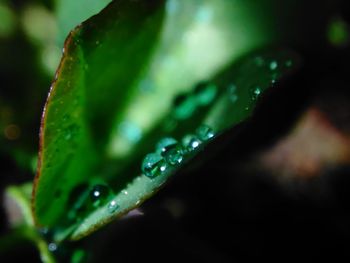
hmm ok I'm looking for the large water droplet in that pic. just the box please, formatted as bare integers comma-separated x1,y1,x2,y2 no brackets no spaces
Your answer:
182,135,202,153
196,125,215,141
90,184,111,207
107,200,119,214
142,153,167,178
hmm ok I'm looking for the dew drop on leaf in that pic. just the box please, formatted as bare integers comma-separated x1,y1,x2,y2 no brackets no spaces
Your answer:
165,146,183,165
142,153,167,178
182,135,202,152
48,242,58,252
107,200,119,214
196,125,215,141
90,184,111,206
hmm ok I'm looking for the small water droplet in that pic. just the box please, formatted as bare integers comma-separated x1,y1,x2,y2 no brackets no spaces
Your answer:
108,200,119,214
182,135,201,152
122,190,128,195
90,184,111,206
228,84,238,103
142,153,167,178
196,125,215,141
271,72,278,84
269,61,278,70
156,137,183,165
251,86,261,101
156,137,178,154
48,243,57,252
165,147,183,165
65,124,79,140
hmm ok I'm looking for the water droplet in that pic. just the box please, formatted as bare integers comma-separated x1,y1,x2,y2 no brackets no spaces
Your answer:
108,200,119,214
228,84,238,103
90,184,111,206
142,153,167,178
251,86,261,101
122,190,128,195
156,137,178,154
48,243,57,252
182,135,202,152
194,82,217,106
65,124,79,140
156,137,183,165
269,61,278,70
196,125,215,141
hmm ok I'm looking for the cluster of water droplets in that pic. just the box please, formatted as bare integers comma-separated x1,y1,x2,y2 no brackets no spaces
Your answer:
227,54,295,107
141,124,215,179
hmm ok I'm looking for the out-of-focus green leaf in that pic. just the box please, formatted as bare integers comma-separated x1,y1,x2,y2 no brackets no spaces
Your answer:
55,0,112,45
33,0,331,241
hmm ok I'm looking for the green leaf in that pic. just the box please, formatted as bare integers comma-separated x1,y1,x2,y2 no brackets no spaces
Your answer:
33,0,166,229
69,48,300,240
33,0,329,240
55,0,112,46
